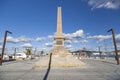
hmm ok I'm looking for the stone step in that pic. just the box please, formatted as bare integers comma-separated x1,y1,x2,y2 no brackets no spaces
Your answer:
34,54,86,67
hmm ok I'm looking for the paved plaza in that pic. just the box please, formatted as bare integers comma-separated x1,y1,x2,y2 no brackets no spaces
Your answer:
0,58,120,80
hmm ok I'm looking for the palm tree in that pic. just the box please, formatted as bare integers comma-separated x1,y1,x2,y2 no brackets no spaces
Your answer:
25,48,31,58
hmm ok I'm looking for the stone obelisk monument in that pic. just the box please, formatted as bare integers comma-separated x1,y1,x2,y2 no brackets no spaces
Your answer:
52,6,69,54
54,6,65,47
48,6,85,67
34,6,85,67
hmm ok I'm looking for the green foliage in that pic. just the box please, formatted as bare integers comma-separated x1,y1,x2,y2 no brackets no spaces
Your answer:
41,50,44,54
25,48,32,56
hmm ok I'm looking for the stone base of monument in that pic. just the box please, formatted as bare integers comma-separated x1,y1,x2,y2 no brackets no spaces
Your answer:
34,53,86,67
51,46,70,55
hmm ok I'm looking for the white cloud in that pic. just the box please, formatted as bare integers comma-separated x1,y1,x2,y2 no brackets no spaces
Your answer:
87,0,120,9
65,33,74,40
117,45,120,48
65,45,72,49
73,29,84,38
80,39,88,43
88,35,111,41
65,40,72,44
116,34,120,38
6,36,31,43
0,40,3,45
48,35,54,39
65,29,84,40
22,43,32,48
0,46,2,49
36,37,45,42
17,36,31,42
73,39,79,43
45,42,53,47
7,36,19,43
116,34,120,43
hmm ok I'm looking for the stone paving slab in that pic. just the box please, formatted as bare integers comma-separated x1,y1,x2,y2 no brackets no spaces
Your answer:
0,58,120,80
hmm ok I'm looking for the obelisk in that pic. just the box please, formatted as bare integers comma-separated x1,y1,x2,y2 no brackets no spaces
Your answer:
56,7,63,36
54,6,65,47
34,6,86,67
52,6,69,54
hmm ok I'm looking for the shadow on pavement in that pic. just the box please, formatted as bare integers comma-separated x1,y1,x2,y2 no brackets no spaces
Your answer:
43,53,52,80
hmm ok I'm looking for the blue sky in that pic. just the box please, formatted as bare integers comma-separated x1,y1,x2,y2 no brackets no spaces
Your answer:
0,0,120,53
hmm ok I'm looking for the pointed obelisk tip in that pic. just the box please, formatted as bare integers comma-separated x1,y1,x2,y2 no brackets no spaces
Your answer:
58,0,62,7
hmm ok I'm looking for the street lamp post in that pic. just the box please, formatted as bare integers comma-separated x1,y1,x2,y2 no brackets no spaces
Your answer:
98,46,102,59
0,30,12,65
14,48,16,60
107,28,119,65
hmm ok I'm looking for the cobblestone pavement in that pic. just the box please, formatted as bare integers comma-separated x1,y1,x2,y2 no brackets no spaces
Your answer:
0,58,120,80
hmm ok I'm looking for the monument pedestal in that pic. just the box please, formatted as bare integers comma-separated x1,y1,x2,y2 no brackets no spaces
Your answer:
34,53,86,67
51,54,85,67
51,46,70,55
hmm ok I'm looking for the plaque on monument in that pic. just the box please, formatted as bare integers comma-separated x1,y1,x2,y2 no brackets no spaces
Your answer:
56,41,62,45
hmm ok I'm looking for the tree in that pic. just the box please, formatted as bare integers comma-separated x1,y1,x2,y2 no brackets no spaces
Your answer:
40,50,44,56
25,48,32,58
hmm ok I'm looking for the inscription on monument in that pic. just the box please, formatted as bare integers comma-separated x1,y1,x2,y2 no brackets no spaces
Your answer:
56,41,62,45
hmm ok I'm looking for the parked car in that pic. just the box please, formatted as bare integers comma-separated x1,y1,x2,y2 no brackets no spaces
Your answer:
3,54,9,60
13,53,27,60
